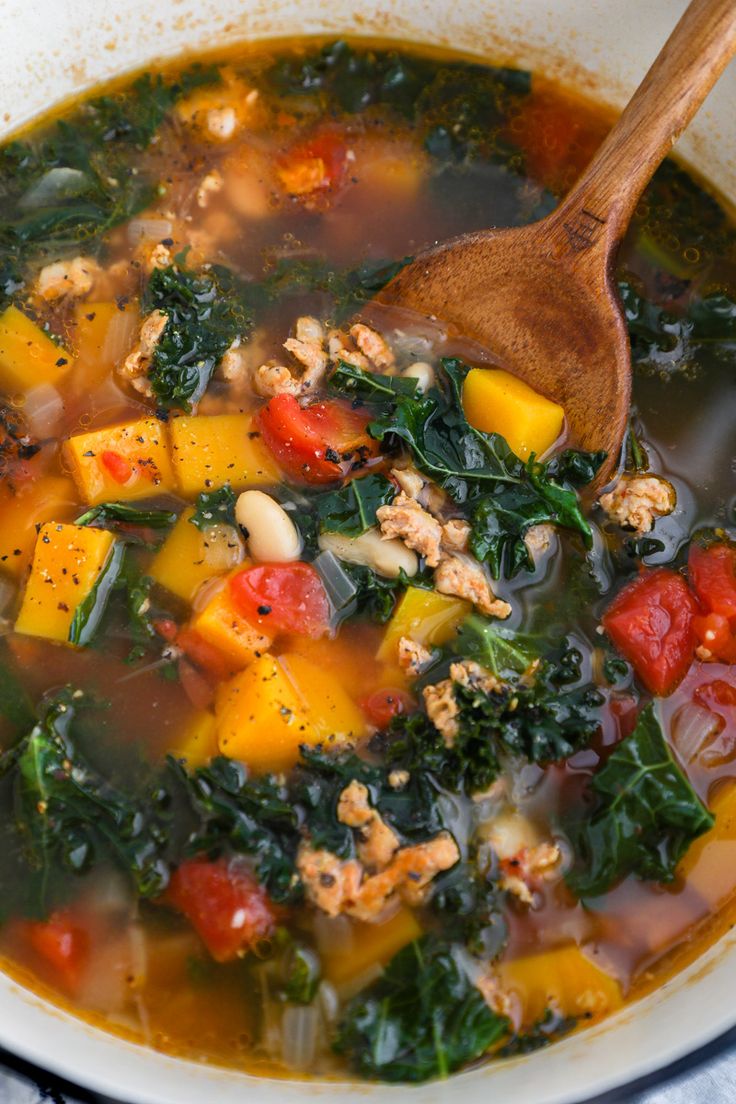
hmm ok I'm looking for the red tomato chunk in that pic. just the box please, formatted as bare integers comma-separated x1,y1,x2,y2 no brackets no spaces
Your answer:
602,569,698,696
361,688,416,729
258,395,373,484
21,911,89,994
229,562,330,638
166,858,276,963
689,543,736,662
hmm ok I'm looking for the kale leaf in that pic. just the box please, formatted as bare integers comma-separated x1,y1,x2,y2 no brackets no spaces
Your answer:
333,935,508,1082
454,613,539,678
331,357,602,578
565,703,714,899
189,484,237,531
74,502,177,531
143,264,252,411
170,755,300,904
0,67,218,280
387,645,603,793
67,540,125,646
294,746,446,857
618,279,690,364
2,690,171,913
316,473,394,536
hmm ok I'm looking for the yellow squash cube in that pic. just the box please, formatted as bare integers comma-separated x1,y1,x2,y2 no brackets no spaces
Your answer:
322,909,423,989
216,651,364,772
65,416,175,505
168,413,280,498
462,367,564,461
191,573,272,669
377,586,469,663
497,945,622,1028
70,300,139,392
0,475,79,580
169,710,218,769
216,654,317,772
0,306,74,394
15,522,119,645
148,508,243,604
279,652,366,744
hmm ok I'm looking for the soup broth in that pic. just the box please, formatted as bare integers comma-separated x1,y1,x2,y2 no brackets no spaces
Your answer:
0,36,735,1083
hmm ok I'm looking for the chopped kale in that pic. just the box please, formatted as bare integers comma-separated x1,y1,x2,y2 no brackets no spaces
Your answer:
315,473,394,536
266,40,529,166
143,264,252,411
294,746,446,857
429,858,507,958
387,645,603,793
260,254,411,321
74,501,177,532
566,703,714,899
171,756,300,904
0,67,218,269
334,935,508,1082
1,690,171,913
189,484,237,531
688,293,736,339
618,279,690,364
67,540,125,647
453,613,538,678
331,358,601,578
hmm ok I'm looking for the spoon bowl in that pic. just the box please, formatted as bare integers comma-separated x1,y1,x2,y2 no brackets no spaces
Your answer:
379,0,736,481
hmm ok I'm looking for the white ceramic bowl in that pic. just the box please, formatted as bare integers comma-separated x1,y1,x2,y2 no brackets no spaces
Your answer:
2,2,736,1101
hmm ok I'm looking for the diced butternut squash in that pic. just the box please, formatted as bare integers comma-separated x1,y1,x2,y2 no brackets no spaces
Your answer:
0,306,74,393
462,367,564,461
279,652,366,744
675,780,736,909
215,650,364,772
0,475,78,580
377,586,469,663
15,522,118,644
70,300,139,392
169,710,218,768
148,508,244,604
168,413,280,498
322,909,423,988
191,573,272,669
497,945,623,1028
64,417,175,505
216,654,317,771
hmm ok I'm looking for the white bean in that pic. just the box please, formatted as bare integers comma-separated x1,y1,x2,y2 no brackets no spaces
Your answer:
402,361,435,393
318,527,418,579
236,490,303,562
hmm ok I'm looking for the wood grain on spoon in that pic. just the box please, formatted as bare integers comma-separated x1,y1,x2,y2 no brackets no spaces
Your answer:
377,0,736,481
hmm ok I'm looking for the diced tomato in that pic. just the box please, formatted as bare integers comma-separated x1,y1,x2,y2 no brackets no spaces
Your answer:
508,93,605,191
165,858,276,962
153,617,179,644
690,543,736,621
229,562,329,638
278,128,348,197
258,394,374,484
178,657,216,710
21,911,89,994
360,688,416,729
602,569,698,696
101,449,134,485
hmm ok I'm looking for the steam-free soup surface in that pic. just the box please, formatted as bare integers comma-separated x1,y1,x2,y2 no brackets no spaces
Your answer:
0,37,735,1082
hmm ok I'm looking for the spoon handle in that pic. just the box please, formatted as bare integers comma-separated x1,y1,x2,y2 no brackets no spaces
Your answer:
547,0,736,264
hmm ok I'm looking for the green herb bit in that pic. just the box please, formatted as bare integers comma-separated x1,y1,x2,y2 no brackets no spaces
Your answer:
565,703,714,899
189,484,237,531
333,935,508,1082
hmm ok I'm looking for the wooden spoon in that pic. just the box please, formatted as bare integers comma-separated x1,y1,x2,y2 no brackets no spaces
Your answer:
377,0,736,480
